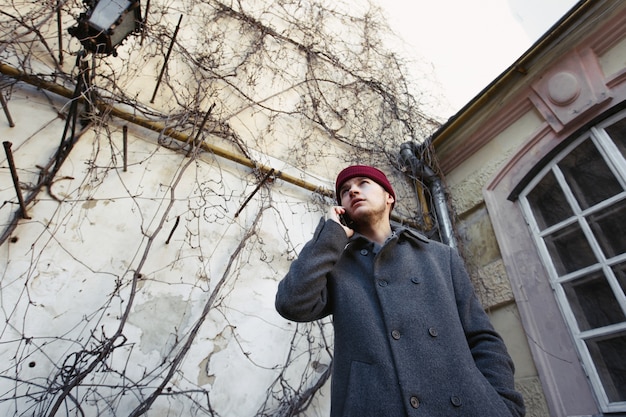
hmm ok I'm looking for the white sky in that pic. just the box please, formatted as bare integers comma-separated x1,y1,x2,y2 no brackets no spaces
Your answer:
379,0,579,115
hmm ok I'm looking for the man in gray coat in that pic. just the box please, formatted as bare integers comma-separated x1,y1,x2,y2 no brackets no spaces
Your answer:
275,165,525,417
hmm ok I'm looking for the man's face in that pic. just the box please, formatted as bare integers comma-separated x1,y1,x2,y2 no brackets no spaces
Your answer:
338,176,394,223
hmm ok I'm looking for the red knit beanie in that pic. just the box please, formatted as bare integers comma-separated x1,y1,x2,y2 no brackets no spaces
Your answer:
335,165,395,207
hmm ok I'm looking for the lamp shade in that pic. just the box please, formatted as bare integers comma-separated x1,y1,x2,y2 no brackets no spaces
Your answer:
69,0,142,55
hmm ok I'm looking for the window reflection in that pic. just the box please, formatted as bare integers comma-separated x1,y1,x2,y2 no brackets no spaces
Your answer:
558,139,623,210
585,332,626,403
527,171,573,230
587,199,626,259
563,271,625,331
544,223,597,275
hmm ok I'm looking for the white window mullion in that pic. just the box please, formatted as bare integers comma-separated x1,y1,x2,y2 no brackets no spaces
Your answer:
592,125,626,187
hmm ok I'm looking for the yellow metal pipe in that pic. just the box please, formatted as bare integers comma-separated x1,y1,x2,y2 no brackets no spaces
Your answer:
0,63,333,198
0,63,421,226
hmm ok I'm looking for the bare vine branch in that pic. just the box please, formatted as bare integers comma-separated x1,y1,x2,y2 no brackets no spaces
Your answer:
0,0,444,415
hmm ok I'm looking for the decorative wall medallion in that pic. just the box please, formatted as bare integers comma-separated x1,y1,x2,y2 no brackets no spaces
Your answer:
547,71,581,106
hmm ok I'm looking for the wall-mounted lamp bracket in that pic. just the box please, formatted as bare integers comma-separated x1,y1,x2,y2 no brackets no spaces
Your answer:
68,0,143,56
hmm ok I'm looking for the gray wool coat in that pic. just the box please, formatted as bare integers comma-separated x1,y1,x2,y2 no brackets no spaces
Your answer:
275,219,525,417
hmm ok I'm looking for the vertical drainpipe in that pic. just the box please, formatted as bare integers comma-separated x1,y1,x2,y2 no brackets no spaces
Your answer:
400,141,458,249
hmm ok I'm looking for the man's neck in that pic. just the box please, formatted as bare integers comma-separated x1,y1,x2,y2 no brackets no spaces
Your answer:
356,219,393,245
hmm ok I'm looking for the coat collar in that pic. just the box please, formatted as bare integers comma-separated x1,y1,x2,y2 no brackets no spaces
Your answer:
392,224,430,245
347,224,430,248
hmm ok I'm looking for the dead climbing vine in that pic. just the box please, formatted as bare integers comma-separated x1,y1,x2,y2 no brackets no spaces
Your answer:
0,0,444,415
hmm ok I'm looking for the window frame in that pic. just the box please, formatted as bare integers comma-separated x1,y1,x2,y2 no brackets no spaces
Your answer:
483,103,626,417
517,110,626,413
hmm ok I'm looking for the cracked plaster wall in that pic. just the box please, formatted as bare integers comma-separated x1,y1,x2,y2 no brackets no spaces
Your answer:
0,84,335,415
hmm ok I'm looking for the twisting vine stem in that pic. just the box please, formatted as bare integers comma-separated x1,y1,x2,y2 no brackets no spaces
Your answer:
0,0,442,415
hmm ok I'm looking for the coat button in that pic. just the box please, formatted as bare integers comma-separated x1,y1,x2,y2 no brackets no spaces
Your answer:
378,279,388,287
409,396,420,409
391,330,401,340
450,396,462,407
411,277,421,284
360,249,368,256
428,327,438,337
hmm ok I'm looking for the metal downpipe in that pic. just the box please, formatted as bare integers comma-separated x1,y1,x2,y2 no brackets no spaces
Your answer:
400,141,457,248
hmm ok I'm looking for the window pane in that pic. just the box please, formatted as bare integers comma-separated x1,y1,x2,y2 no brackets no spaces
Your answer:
585,331,626,403
563,270,626,331
605,117,626,160
527,170,573,230
587,198,626,259
544,222,596,275
558,139,623,210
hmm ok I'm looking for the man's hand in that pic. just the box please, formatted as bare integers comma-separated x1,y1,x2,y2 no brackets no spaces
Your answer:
328,206,355,238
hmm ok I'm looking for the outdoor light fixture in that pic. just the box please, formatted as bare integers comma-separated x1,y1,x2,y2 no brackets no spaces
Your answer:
69,0,142,56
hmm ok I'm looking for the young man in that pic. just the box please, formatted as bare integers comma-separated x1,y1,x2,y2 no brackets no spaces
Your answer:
275,165,525,417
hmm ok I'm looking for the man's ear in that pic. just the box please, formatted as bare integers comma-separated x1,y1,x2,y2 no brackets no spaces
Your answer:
387,193,395,205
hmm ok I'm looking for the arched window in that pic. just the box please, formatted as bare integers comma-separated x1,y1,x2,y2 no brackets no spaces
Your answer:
518,109,626,413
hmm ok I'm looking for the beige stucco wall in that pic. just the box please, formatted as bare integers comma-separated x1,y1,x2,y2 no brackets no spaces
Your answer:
0,82,339,415
598,35,626,79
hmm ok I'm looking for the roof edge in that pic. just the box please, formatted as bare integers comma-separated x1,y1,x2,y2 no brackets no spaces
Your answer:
430,0,595,148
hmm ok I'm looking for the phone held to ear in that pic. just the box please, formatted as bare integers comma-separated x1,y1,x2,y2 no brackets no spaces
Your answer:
339,213,353,228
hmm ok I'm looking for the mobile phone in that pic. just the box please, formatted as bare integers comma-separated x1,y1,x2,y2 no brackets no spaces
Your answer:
339,213,354,228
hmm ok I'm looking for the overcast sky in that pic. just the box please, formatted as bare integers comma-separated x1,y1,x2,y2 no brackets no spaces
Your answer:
379,0,579,115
